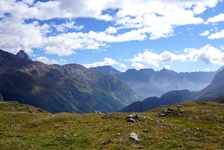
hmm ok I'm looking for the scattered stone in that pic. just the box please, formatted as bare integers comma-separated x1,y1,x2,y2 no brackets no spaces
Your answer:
138,145,144,149
92,111,103,114
157,108,174,117
129,132,140,141
127,118,136,123
126,113,140,123
176,103,182,110
101,138,113,145
116,133,121,136
11,120,15,127
157,107,183,117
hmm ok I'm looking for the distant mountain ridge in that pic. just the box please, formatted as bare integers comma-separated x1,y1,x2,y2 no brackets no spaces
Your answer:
0,49,140,113
90,66,121,76
91,66,216,97
119,90,196,112
120,66,224,112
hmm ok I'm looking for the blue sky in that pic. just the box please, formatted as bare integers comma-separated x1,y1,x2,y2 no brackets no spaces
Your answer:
0,0,224,72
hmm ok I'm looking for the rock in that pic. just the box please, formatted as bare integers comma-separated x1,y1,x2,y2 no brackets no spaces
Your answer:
143,129,148,132
126,113,140,122
157,108,175,117
116,133,121,136
127,118,136,123
176,103,182,110
0,93,3,102
92,111,104,114
129,132,140,141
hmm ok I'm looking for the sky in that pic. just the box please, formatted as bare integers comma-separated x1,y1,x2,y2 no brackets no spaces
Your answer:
0,0,224,72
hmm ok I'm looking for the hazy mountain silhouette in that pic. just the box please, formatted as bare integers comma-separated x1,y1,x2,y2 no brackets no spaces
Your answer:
91,66,216,97
119,90,196,112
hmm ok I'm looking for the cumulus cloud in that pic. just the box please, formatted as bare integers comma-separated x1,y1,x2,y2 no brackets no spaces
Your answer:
200,30,210,36
0,0,221,56
35,56,58,64
130,50,179,68
130,45,224,69
0,16,49,54
83,58,126,68
54,21,84,32
131,62,146,70
208,30,224,39
207,13,224,23
35,56,67,65
105,26,118,34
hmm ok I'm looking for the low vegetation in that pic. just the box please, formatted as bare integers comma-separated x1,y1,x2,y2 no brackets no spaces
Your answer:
0,101,224,149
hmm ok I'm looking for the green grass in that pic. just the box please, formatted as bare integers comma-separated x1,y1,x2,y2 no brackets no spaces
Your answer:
0,101,224,149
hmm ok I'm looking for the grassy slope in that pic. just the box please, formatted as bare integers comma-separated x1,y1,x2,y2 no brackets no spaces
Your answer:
0,101,224,150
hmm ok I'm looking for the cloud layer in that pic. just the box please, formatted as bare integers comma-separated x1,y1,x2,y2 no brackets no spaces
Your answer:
0,0,223,57
130,45,224,69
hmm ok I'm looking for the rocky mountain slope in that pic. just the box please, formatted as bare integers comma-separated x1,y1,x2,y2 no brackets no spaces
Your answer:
0,49,140,113
192,68,224,101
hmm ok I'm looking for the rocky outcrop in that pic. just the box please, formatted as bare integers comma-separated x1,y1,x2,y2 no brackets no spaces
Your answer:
16,50,32,61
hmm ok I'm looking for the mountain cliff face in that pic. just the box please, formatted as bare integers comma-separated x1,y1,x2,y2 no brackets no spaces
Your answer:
0,49,140,113
119,90,197,112
192,69,224,101
91,66,216,97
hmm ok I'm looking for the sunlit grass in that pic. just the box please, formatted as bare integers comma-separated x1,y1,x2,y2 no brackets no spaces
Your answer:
0,101,224,149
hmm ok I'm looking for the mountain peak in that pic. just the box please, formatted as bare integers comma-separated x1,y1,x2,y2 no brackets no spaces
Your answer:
16,50,32,61
90,65,121,76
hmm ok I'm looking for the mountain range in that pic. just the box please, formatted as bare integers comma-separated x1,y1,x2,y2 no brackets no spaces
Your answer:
0,49,140,113
91,66,216,98
119,68,224,112
1,49,224,114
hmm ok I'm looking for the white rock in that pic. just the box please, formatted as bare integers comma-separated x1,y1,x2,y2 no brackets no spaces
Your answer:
129,132,140,141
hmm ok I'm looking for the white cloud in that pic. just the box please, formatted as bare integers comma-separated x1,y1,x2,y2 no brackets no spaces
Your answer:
0,0,222,56
83,58,126,68
130,50,178,68
130,45,224,69
54,21,84,32
207,13,224,23
105,26,118,34
184,45,224,65
0,16,49,54
35,56,58,64
208,30,224,39
200,30,210,36
164,65,171,70
131,62,146,70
